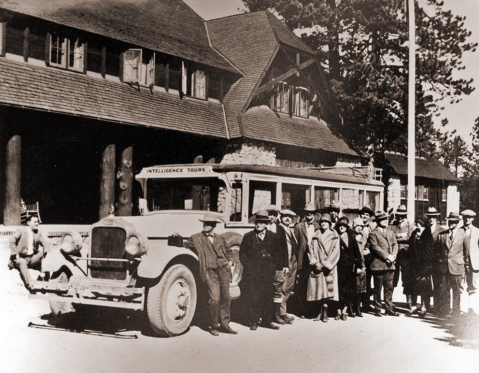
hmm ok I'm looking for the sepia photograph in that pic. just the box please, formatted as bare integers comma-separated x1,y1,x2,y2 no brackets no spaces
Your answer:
0,0,478,372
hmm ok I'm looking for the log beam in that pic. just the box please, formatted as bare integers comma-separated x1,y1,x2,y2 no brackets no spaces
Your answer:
253,58,316,97
117,146,133,216
99,144,115,219
4,135,21,225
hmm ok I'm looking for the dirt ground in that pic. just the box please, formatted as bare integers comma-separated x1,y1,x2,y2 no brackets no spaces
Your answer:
1,249,478,373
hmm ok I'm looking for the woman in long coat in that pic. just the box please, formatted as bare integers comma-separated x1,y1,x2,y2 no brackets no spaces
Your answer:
408,215,434,317
307,213,340,322
335,217,364,320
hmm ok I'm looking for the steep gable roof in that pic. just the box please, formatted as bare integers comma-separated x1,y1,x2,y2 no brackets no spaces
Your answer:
207,11,356,158
0,0,238,73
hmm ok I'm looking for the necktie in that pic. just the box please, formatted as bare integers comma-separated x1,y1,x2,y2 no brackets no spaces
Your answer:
205,233,214,244
449,230,454,244
257,231,265,241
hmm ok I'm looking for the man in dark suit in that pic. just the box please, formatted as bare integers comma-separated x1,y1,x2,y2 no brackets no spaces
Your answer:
9,215,49,293
426,206,445,315
186,213,237,336
434,212,470,318
274,209,298,325
240,210,287,330
293,203,317,317
368,211,399,317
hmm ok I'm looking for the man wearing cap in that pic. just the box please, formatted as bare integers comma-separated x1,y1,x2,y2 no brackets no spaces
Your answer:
368,211,399,316
461,209,479,298
240,210,286,330
294,203,317,316
359,205,375,312
434,212,470,318
264,204,281,233
185,213,237,336
273,209,298,324
388,205,415,310
329,201,341,228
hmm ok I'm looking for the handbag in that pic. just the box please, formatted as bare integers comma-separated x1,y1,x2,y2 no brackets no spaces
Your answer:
167,234,183,247
355,270,367,294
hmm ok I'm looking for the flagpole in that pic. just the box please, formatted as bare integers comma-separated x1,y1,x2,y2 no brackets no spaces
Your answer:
407,0,416,223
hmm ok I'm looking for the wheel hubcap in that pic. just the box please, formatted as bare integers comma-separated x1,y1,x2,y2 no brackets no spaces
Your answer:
166,279,190,322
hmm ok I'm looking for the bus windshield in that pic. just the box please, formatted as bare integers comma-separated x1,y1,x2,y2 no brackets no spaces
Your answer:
145,177,227,212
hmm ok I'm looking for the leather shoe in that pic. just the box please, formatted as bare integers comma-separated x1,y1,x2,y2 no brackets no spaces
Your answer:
220,326,238,335
341,313,347,321
281,315,294,324
210,329,220,336
250,323,258,331
263,321,280,330
334,314,340,321
384,310,399,317
374,312,382,317
273,315,286,325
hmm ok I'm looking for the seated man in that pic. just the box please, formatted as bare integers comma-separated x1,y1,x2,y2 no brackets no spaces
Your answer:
8,216,49,292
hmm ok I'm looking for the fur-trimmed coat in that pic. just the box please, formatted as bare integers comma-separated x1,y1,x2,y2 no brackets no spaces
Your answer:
306,228,340,301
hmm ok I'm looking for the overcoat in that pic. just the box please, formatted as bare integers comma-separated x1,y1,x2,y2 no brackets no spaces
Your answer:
368,227,398,272
434,228,470,276
9,227,49,256
466,225,479,271
306,228,340,301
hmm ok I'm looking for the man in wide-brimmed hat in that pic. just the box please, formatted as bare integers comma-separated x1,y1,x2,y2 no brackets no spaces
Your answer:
358,205,375,312
273,209,299,325
389,205,415,312
434,212,470,318
425,207,442,241
240,210,287,330
185,213,237,336
368,211,399,317
461,209,479,299
293,203,318,317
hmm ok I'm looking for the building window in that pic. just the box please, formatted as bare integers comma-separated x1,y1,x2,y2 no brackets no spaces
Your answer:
273,83,308,118
415,186,418,200
122,49,142,83
423,187,429,201
442,188,447,202
191,70,206,99
400,185,406,199
49,35,85,71
68,38,85,71
50,35,68,68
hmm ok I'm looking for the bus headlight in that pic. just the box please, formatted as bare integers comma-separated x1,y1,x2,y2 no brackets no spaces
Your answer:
126,233,149,257
60,231,83,254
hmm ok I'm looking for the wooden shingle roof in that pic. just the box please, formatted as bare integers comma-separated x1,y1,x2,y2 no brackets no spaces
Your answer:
0,58,227,138
385,153,459,182
0,0,238,73
240,106,358,156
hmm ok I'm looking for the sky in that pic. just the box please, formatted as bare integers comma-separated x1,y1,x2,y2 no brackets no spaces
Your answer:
185,0,479,143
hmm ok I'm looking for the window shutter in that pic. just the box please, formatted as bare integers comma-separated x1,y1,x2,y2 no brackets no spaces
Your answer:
0,22,6,57
288,86,293,117
101,47,106,77
23,27,29,62
146,53,155,88
180,61,187,99
45,33,51,66
82,41,88,73
122,49,141,83
119,52,124,82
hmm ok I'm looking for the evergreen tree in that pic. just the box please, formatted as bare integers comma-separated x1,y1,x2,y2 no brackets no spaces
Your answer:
242,0,477,155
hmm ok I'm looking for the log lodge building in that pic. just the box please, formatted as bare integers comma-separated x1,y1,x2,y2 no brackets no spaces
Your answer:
0,0,459,227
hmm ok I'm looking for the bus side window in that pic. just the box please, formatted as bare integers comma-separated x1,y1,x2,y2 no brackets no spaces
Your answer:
248,180,277,217
229,182,242,222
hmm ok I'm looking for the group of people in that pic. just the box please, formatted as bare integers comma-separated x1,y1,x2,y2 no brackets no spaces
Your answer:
188,202,477,336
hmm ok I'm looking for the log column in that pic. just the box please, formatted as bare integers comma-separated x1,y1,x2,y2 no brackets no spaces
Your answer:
4,135,21,225
117,146,133,216
99,144,116,219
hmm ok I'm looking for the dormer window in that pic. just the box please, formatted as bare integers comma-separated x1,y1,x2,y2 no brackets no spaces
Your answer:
191,70,206,99
273,83,308,118
48,34,85,72
122,49,142,83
